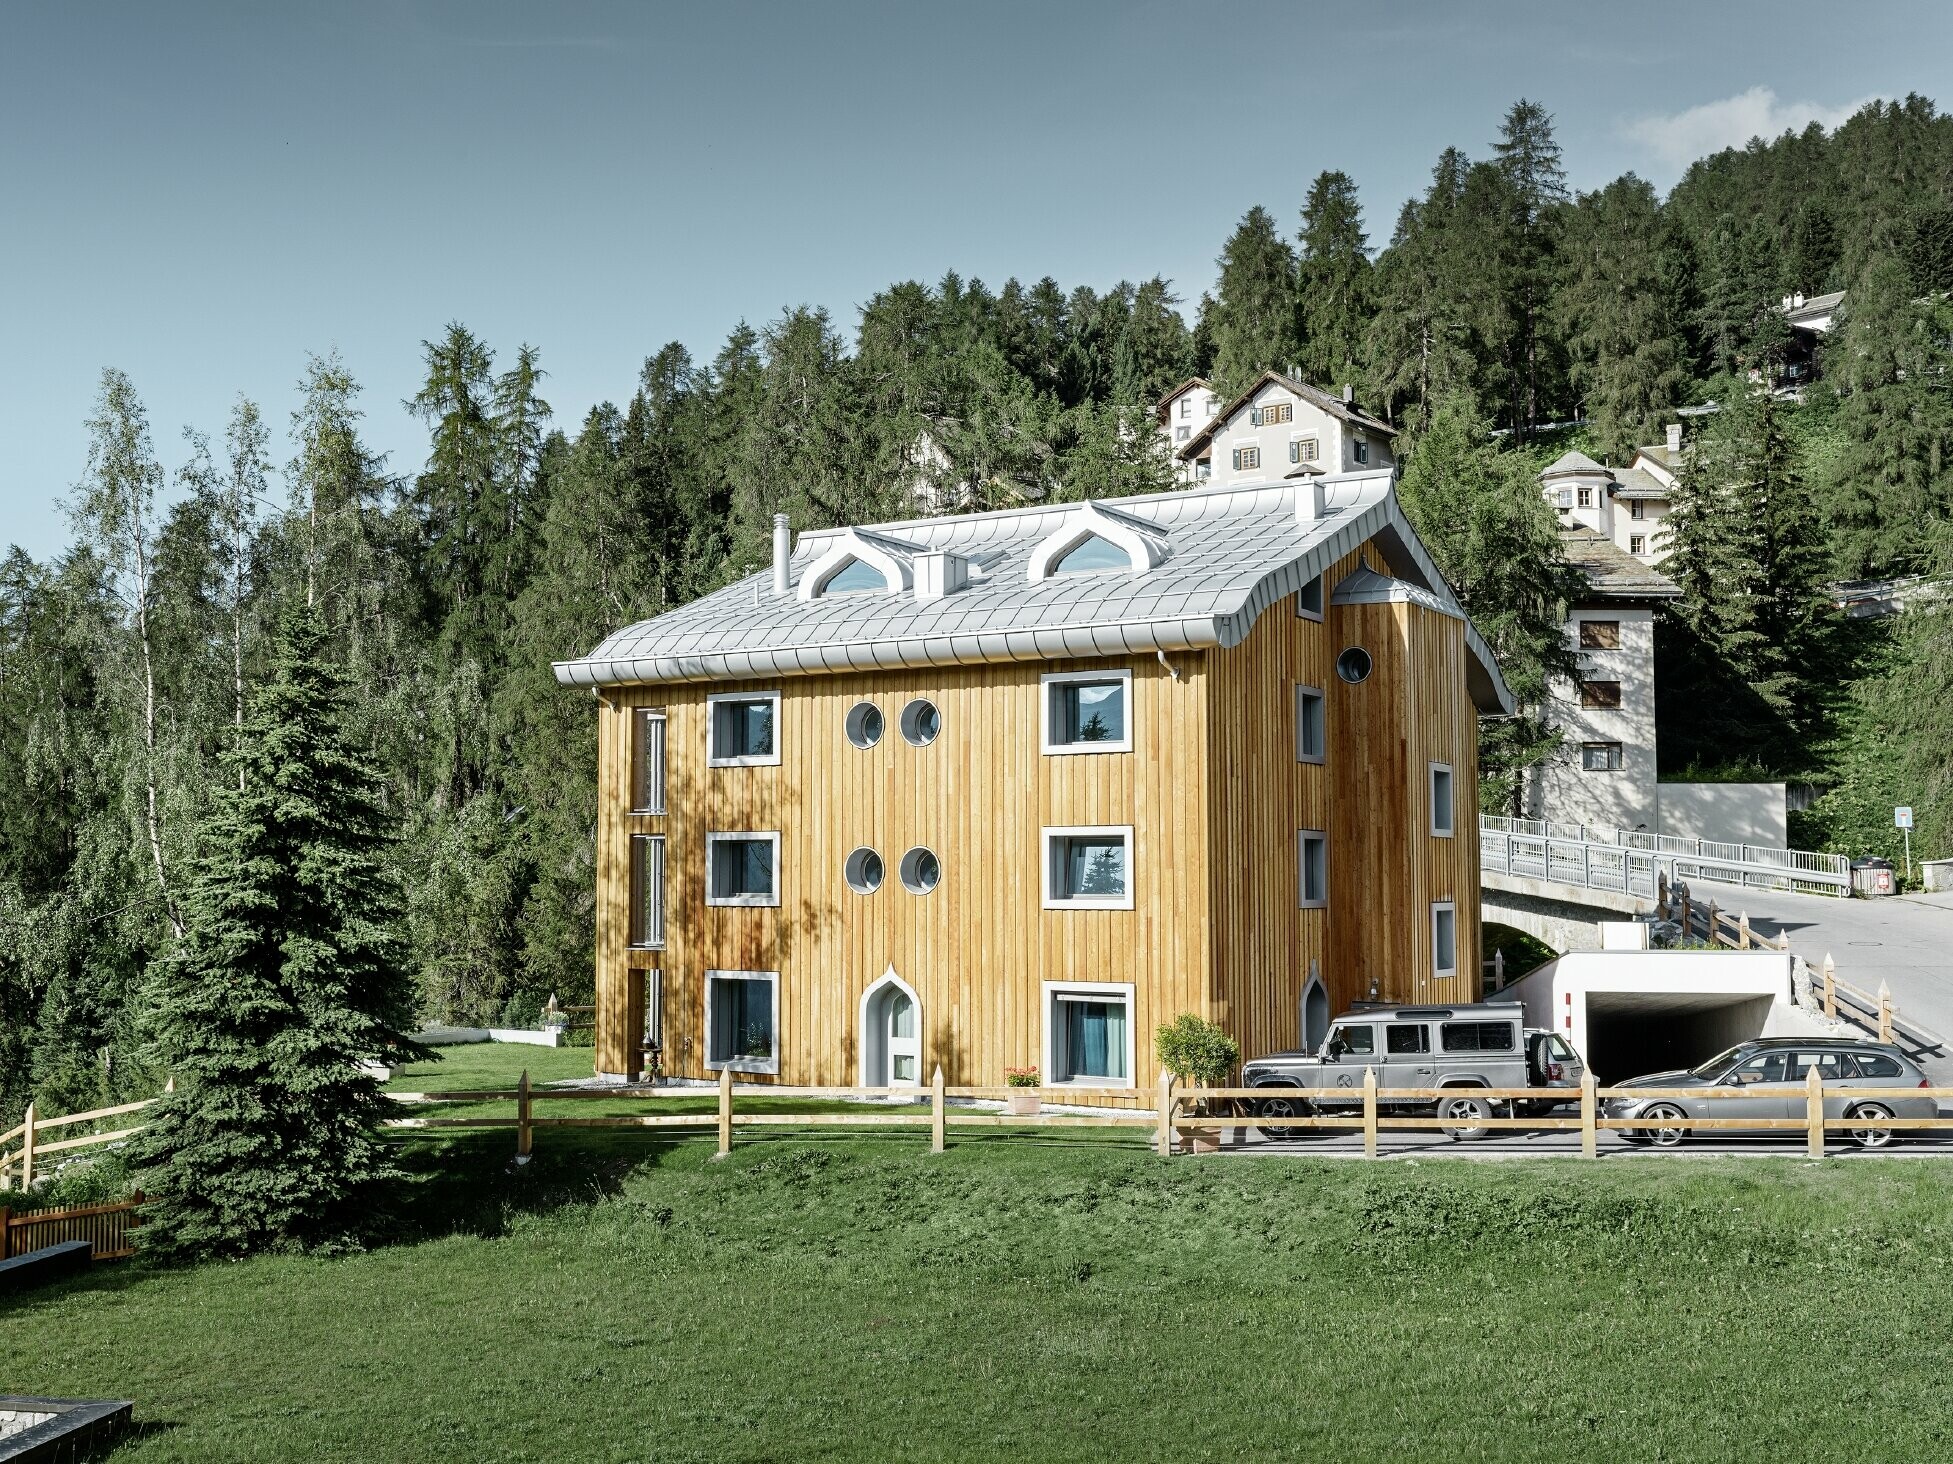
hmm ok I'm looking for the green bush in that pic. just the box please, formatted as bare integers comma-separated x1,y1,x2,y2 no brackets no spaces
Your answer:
1153,1014,1239,1088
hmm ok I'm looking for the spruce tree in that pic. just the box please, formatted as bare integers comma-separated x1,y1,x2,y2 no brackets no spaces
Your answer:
133,607,425,1258
1209,206,1299,395
1295,170,1373,391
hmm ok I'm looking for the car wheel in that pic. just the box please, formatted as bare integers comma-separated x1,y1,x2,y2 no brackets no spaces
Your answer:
1254,1088,1312,1142
1848,1103,1896,1150
1438,1092,1494,1141
1640,1102,1689,1149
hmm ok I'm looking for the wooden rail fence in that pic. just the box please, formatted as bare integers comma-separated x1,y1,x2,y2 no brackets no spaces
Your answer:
0,1194,143,1261
1,1098,155,1192
387,1067,1953,1162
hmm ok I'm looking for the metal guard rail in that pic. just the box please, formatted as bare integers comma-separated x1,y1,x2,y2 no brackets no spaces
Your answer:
1481,817,1849,897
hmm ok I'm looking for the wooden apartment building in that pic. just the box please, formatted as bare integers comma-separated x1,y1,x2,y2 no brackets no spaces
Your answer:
553,472,1513,1089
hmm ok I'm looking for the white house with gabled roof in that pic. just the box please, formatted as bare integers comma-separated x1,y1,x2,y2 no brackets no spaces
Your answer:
1170,370,1396,490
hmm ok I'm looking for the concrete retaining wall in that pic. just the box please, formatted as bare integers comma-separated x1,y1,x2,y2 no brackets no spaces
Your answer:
1657,782,1788,848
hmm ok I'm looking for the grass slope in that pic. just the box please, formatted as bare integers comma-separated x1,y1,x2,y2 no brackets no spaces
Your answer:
8,1048,1953,1463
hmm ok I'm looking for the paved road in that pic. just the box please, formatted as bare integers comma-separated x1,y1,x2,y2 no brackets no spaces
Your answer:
1687,882,1953,1067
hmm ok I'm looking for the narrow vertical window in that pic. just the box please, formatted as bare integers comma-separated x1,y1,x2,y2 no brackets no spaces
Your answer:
1298,830,1328,908
630,709,666,814
1295,685,1326,763
629,834,665,949
1432,903,1457,977
1429,763,1454,838
1295,574,1324,621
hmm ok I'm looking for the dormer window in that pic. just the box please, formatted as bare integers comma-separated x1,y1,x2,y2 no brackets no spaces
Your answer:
1051,535,1129,576
819,558,887,594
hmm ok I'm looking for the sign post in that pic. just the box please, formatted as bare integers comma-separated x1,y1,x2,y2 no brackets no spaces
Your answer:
1896,806,1914,883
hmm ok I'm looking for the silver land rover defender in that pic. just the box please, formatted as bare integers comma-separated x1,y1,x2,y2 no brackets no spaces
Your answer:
1241,1003,1585,1141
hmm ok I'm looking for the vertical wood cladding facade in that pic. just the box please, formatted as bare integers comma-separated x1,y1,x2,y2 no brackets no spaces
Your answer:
590,553,1482,1087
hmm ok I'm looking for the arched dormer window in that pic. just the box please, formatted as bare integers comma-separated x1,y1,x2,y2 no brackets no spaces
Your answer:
1025,502,1168,583
1050,535,1129,575
798,529,921,601
818,558,889,594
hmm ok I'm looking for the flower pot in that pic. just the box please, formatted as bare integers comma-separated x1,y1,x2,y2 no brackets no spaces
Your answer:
1005,1091,1041,1117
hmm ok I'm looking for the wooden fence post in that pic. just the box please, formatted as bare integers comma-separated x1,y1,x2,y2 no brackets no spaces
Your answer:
0,1206,9,1261
716,1066,733,1158
1822,955,1837,1020
516,1070,533,1163
1679,888,1691,939
1878,982,1894,1044
930,1065,945,1154
1580,1071,1598,1159
1806,1065,1825,1159
19,1102,33,1192
1738,912,1752,950
1155,1071,1174,1157
1705,899,1720,946
1361,1067,1378,1159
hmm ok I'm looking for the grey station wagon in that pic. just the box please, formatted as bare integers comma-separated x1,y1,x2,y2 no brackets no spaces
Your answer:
1607,1038,1935,1149
1242,1003,1585,1141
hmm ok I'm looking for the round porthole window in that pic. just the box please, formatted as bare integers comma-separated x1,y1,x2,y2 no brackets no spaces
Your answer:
1336,646,1373,685
901,698,941,747
845,701,884,750
900,846,941,895
845,847,885,894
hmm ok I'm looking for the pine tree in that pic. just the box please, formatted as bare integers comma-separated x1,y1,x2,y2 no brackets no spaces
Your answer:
1490,99,1569,440
1556,175,1691,459
1294,170,1373,390
1365,149,1484,432
1209,206,1298,395
1393,394,1581,811
133,607,425,1258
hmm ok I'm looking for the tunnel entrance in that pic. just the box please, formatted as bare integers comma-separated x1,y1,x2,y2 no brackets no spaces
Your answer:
1581,992,1774,1083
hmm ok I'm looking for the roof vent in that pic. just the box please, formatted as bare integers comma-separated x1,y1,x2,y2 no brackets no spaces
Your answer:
772,514,791,596
914,551,969,602
1342,383,1354,405
1296,478,1326,523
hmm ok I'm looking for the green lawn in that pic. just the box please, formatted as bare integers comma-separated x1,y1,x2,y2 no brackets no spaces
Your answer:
9,1045,1953,1462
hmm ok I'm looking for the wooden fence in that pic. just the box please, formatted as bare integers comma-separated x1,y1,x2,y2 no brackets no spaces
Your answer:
386,1067,1953,1162
0,1194,143,1261
0,1098,155,1192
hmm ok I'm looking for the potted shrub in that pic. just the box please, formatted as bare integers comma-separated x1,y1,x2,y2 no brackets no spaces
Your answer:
1155,1014,1240,1154
1004,1066,1041,1117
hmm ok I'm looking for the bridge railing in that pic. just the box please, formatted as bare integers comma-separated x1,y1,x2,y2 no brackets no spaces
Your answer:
1480,817,1849,898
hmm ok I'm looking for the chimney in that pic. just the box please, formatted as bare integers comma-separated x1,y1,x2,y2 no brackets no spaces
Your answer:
1665,423,1683,455
1296,477,1326,523
1341,384,1354,406
772,514,791,595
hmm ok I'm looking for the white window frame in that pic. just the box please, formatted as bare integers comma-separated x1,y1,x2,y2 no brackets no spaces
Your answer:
630,708,667,814
1294,573,1324,621
1295,684,1326,763
1432,902,1458,979
1429,761,1455,838
704,830,782,908
1041,979,1137,1090
1297,829,1328,909
706,690,782,768
703,968,780,1076
1629,534,1647,555
1041,669,1133,756
629,833,666,949
1582,741,1624,772
1041,825,1136,910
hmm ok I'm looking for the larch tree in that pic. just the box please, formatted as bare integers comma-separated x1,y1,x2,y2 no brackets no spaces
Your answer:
133,607,426,1259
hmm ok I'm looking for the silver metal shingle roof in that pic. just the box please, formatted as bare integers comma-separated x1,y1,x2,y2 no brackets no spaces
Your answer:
553,472,1515,713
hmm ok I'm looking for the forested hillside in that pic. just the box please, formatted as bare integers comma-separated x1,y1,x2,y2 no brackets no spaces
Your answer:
6,96,1953,1126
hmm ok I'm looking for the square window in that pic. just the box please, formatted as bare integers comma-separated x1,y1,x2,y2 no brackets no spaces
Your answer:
1043,827,1134,909
1295,573,1324,621
707,691,781,766
630,834,665,948
1579,680,1623,709
1352,437,1369,465
1432,903,1457,977
630,709,667,813
1581,741,1623,772
1579,620,1621,651
1295,685,1326,762
706,832,780,907
1263,400,1292,424
1175,424,1190,442
1429,763,1454,837
1178,397,1192,419
1556,488,1574,509
1045,981,1134,1085
1195,458,1212,480
1577,486,1593,508
1289,436,1319,465
1042,670,1132,754
1298,830,1327,908
1629,534,1647,555
705,970,778,1073
1231,444,1261,471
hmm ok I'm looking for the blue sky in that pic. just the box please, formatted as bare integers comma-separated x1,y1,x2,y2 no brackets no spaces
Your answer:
4,0,1947,559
